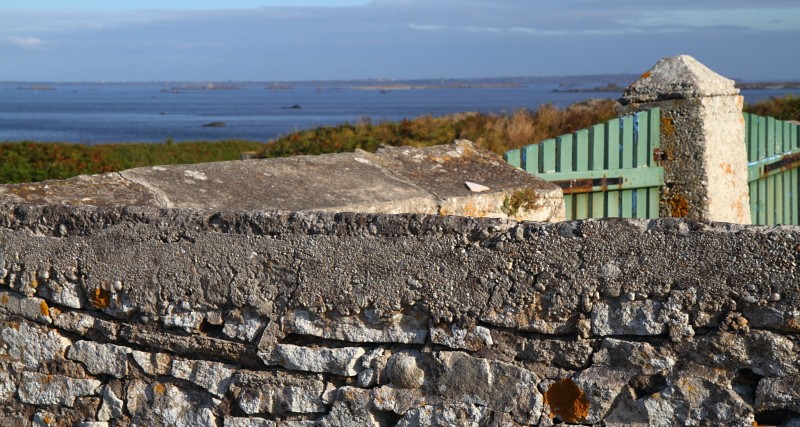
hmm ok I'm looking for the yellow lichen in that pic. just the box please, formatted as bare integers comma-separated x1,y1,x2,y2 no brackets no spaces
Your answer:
661,116,675,138
153,382,167,395
1,294,8,305
544,378,590,423
91,288,111,308
39,300,50,317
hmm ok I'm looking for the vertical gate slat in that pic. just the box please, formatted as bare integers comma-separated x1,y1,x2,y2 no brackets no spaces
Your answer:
776,173,783,225
589,124,606,218
756,117,769,160
747,114,757,162
558,134,574,218
574,130,590,219
636,111,649,169
541,138,557,173
606,118,621,217
523,144,539,174
504,149,521,168
765,175,775,225
620,116,635,217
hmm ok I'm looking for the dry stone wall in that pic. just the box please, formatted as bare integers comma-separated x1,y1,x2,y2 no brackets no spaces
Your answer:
0,204,799,426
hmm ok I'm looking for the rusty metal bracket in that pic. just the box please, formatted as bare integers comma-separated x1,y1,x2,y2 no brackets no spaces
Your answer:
653,148,669,164
552,177,624,195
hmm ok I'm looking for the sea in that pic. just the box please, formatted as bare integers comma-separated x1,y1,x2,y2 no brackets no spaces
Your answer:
0,81,797,145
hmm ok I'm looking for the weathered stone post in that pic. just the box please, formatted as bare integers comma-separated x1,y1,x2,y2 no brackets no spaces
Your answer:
618,55,751,224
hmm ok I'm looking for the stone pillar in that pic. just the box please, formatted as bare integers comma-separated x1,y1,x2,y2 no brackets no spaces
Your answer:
618,55,751,224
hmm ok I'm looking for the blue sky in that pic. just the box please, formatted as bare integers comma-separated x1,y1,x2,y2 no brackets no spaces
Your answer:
1,0,798,82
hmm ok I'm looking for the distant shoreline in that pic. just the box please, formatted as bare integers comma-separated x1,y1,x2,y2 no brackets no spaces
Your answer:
354,83,523,91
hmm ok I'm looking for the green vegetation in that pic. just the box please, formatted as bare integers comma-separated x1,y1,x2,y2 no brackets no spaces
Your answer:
0,140,264,184
743,95,800,121
1,95,797,185
257,99,618,158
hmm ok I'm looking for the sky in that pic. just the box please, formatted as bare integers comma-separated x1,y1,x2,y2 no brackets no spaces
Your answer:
1,0,798,82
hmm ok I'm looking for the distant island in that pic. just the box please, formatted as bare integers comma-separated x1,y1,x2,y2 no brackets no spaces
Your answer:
17,85,55,91
161,83,241,93
354,82,522,91
735,82,800,90
553,83,625,93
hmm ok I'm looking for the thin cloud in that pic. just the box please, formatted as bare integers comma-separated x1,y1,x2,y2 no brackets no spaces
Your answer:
408,24,443,31
618,8,800,32
7,36,45,50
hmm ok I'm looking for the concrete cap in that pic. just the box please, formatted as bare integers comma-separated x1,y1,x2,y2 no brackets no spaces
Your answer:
0,141,564,222
621,55,739,103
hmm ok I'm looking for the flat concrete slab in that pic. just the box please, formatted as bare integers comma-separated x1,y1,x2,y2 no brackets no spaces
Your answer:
0,140,564,221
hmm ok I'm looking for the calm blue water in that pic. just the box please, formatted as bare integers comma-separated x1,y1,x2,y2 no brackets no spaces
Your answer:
0,83,796,144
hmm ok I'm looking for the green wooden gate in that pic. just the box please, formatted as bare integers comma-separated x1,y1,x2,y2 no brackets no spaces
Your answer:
504,108,663,220
745,113,800,225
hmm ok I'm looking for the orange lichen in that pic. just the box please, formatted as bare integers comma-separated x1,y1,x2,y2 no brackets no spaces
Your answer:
544,378,590,423
640,71,652,80
660,116,675,137
720,162,734,175
667,194,690,218
39,300,50,317
1,294,8,305
91,288,111,308
153,382,167,395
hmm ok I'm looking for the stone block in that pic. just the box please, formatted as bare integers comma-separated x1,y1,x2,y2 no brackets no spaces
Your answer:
67,341,131,378
259,344,365,377
18,372,101,407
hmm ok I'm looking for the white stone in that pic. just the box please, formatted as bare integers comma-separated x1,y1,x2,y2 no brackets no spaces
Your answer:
282,309,428,344
464,181,490,192
259,344,365,377
127,380,218,427
52,311,119,340
594,339,675,375
131,349,173,376
573,367,631,424
0,291,52,324
18,371,101,407
33,412,59,427
67,341,131,378
357,347,389,387
163,309,205,333
396,404,490,427
0,319,70,370
184,170,208,181
592,300,666,336
430,323,493,351
223,312,267,342
223,417,276,427
171,358,236,397
98,385,124,421
371,385,424,414
238,382,327,415
48,280,83,309
0,369,16,400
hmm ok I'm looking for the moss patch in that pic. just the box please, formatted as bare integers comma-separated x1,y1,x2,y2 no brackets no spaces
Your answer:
502,188,539,217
